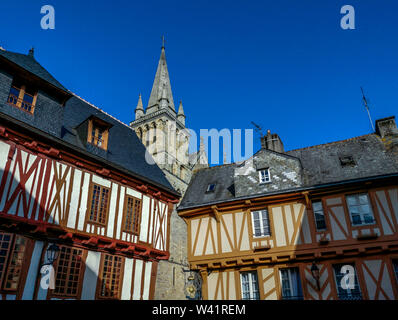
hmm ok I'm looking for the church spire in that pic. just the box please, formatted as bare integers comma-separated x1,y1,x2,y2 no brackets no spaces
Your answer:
146,39,176,114
135,93,144,119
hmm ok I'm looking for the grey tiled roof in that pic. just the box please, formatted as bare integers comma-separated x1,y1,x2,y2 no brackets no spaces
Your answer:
286,134,398,186
180,164,236,208
179,133,398,210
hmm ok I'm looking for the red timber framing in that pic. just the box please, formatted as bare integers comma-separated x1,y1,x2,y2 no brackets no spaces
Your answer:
0,119,179,262
0,112,180,300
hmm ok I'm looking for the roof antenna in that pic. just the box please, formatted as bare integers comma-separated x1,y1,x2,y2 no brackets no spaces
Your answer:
361,87,375,132
251,121,264,138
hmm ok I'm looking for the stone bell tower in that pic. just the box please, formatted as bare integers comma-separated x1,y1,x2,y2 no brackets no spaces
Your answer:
130,40,208,299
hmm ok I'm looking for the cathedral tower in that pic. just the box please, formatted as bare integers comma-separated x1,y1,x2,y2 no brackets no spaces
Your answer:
130,41,208,299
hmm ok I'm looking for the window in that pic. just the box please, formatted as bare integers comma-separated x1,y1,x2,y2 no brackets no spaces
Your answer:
346,193,375,226
392,260,398,284
333,263,362,300
206,183,216,193
240,271,260,300
97,254,124,299
312,201,327,231
279,267,303,300
88,184,110,225
7,84,37,114
258,169,271,184
251,209,271,237
51,246,86,298
339,156,356,167
87,118,110,150
123,196,141,235
0,233,28,292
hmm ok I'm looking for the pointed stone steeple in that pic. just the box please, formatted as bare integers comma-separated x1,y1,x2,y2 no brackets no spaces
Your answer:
146,42,176,115
135,93,144,119
177,100,185,125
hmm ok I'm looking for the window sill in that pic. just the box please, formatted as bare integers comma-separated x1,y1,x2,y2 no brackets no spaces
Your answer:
351,222,377,228
253,245,271,252
6,101,35,115
87,221,107,228
253,234,272,239
356,233,378,241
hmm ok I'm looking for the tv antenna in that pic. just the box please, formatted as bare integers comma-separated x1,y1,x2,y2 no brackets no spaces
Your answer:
361,87,375,132
251,121,264,138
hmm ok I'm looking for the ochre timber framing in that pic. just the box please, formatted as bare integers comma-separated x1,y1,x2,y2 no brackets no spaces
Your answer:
179,177,398,300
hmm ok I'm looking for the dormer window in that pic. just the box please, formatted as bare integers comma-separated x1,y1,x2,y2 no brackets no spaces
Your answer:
206,183,216,193
339,156,356,167
7,82,37,114
87,117,111,150
258,168,271,184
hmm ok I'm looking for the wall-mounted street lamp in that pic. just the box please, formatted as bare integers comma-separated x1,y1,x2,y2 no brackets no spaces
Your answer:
311,261,320,291
182,269,202,300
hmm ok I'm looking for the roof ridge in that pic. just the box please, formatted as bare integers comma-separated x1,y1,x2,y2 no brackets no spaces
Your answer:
287,133,375,153
71,92,136,132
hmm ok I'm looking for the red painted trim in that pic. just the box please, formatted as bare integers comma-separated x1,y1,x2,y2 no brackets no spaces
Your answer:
38,158,52,221
0,125,179,201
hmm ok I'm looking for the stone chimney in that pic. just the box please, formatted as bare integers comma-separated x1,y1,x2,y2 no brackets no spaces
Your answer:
376,116,398,154
375,116,398,137
261,130,284,153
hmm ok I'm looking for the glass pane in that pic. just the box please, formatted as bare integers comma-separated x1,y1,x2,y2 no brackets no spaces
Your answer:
358,194,369,204
10,87,20,97
333,264,362,300
23,93,33,104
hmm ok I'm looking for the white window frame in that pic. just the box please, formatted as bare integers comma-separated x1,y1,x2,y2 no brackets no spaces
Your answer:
240,271,259,300
312,200,327,231
258,168,271,184
251,209,271,238
279,267,303,300
346,193,375,226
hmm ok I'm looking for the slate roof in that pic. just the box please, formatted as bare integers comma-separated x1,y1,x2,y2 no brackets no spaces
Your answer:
0,49,67,91
286,134,398,186
0,49,177,196
179,132,398,210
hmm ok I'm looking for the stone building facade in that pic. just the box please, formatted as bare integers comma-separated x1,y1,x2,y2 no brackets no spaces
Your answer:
130,44,207,299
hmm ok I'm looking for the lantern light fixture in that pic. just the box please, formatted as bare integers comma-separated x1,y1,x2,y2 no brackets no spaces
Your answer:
311,261,320,290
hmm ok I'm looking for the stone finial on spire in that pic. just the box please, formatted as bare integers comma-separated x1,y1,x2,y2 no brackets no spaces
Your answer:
177,100,186,126
161,35,165,49
135,93,145,120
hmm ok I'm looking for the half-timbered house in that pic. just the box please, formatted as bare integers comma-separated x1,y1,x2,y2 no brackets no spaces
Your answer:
178,118,398,300
0,47,180,300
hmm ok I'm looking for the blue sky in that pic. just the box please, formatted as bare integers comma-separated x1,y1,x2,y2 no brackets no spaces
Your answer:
1,0,397,163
